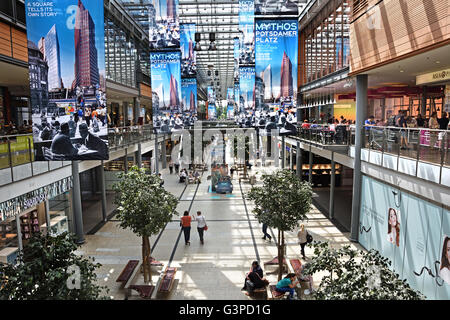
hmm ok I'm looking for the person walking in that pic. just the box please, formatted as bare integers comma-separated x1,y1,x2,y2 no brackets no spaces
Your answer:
262,223,272,241
169,160,174,174
158,173,164,187
192,211,207,244
297,224,308,259
180,211,192,245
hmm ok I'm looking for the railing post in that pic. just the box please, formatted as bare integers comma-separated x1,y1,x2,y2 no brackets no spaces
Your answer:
7,139,14,181
28,136,33,176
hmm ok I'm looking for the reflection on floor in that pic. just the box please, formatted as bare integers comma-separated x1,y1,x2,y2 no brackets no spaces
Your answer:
80,164,363,300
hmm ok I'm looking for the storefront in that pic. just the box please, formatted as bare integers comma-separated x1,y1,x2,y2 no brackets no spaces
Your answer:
0,177,72,264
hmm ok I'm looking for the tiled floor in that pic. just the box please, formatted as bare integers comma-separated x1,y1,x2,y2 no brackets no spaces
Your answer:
80,163,363,300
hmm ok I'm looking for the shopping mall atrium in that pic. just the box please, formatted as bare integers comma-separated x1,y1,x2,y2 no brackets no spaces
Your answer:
0,0,449,304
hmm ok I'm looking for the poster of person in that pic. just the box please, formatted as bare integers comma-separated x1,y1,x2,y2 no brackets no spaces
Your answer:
254,0,299,15
440,235,450,285
239,0,255,65
387,208,400,247
150,51,182,117
149,0,180,50
180,24,196,77
25,0,108,161
255,19,298,108
239,67,255,110
181,78,197,113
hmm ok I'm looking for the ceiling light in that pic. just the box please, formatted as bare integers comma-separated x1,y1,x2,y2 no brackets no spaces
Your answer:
209,42,217,51
435,61,440,64
399,70,404,73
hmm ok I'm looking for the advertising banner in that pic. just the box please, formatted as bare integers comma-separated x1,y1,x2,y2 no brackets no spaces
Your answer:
359,175,450,299
25,0,108,161
336,37,350,69
239,67,255,110
234,83,240,113
180,24,196,77
150,51,182,115
234,37,240,83
254,0,299,15
181,78,197,113
149,0,180,50
255,19,298,108
207,86,215,104
227,88,235,118
208,104,216,119
239,0,255,65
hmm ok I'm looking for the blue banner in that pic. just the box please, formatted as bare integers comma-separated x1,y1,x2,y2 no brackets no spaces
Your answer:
234,83,240,113
226,88,234,118
208,104,216,119
207,86,215,104
239,67,255,111
255,19,298,108
180,24,196,77
150,51,182,115
234,37,240,83
25,0,108,161
239,0,255,65
181,78,197,113
149,0,180,50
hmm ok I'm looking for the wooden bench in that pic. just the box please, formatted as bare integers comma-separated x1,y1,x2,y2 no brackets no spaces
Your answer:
267,285,286,300
128,284,154,299
158,267,177,293
289,259,302,275
264,256,288,273
288,259,313,298
149,257,164,267
116,260,139,287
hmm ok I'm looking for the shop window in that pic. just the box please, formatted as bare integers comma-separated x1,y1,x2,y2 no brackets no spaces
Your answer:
47,193,71,236
0,217,19,264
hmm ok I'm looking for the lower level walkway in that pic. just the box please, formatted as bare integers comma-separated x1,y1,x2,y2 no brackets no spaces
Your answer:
79,164,363,300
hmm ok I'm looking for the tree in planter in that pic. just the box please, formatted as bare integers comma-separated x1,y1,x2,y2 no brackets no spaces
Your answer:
303,241,425,300
247,169,312,280
113,166,179,283
0,232,108,300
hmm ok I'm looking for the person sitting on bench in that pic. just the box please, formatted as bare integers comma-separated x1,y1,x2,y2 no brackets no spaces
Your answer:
179,169,187,183
242,261,269,295
275,273,299,300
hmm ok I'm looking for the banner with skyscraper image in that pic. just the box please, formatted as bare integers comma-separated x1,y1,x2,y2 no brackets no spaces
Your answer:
239,0,255,65
181,78,197,113
239,67,255,111
149,0,180,50
150,51,182,116
25,0,108,161
180,24,196,78
255,19,298,109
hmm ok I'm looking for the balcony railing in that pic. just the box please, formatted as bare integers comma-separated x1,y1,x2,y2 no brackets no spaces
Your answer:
108,124,154,150
291,125,450,185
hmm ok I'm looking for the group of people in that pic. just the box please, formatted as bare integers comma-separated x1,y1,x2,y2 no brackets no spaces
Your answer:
177,168,201,184
180,210,207,245
243,223,313,300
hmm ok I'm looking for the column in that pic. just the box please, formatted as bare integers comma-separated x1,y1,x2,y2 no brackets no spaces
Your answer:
350,74,368,242
16,216,23,252
289,147,293,170
136,143,142,168
329,156,335,220
124,149,128,173
161,135,167,169
308,148,313,184
134,97,140,125
296,141,303,180
44,200,51,228
155,135,159,174
281,136,285,169
99,161,107,222
72,161,85,244
421,86,427,116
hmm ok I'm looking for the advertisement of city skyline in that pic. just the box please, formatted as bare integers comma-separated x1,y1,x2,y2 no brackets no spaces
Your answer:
336,37,350,70
234,37,240,82
25,0,109,161
149,0,180,50
181,78,197,112
234,83,240,112
239,67,255,110
151,51,182,115
207,86,215,104
239,0,255,65
227,87,234,118
180,24,196,78
254,0,299,15
255,19,298,107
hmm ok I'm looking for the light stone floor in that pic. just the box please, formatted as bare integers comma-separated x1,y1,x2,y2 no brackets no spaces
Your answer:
79,164,363,300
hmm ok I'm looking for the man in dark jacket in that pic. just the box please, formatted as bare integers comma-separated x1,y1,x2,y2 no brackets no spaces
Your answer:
50,122,78,157
78,123,108,157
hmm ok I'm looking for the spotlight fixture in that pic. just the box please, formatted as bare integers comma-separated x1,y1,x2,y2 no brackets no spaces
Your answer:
208,41,217,51
215,70,219,77
194,33,202,51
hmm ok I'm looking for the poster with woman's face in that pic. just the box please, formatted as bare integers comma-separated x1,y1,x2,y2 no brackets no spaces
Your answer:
440,236,450,285
387,208,400,247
